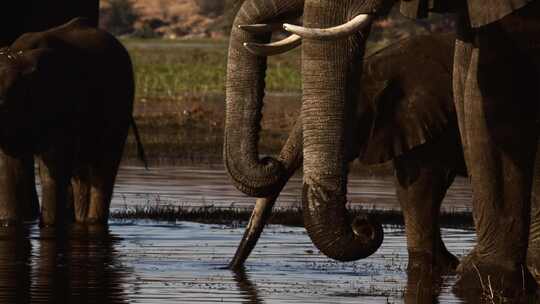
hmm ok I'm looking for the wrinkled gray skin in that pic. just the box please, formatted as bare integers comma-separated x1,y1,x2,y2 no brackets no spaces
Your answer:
0,18,140,227
224,0,305,198
443,1,540,297
225,0,393,267
230,33,463,271
0,1,99,225
226,0,540,296
407,0,540,297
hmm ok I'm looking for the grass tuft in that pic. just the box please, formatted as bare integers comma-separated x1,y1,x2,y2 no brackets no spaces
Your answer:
111,203,474,229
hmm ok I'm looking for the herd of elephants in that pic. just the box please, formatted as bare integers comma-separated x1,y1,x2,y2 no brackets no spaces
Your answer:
1,0,540,299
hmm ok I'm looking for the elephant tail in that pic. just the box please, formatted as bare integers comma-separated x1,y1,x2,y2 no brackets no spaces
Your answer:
130,115,148,169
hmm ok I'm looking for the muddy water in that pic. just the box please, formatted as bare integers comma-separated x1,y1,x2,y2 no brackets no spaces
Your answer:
112,166,473,212
3,166,477,303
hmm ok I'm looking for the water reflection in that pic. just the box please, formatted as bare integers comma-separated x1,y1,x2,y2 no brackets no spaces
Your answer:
0,222,477,303
404,268,445,304
232,268,264,304
233,265,456,304
0,227,32,304
0,225,129,304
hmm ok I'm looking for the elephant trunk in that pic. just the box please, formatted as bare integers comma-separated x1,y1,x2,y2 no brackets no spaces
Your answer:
224,0,303,197
301,0,382,261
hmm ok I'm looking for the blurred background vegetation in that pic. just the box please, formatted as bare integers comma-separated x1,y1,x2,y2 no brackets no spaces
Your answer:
100,0,454,40
101,0,455,97
108,0,455,166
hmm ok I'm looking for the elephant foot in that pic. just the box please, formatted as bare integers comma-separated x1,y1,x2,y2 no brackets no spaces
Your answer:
453,251,538,302
407,248,459,273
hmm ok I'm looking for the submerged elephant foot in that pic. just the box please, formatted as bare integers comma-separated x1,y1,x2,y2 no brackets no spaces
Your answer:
407,247,459,273
454,251,538,302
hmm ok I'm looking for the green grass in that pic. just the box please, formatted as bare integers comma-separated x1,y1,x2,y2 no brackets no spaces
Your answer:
124,38,302,100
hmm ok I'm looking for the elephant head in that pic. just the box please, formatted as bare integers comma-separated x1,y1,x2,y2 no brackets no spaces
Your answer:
226,0,396,262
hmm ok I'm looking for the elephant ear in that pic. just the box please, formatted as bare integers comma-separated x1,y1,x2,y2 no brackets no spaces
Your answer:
359,74,454,165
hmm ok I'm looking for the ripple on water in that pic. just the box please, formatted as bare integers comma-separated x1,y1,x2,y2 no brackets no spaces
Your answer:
111,166,473,212
0,221,476,303
7,166,477,303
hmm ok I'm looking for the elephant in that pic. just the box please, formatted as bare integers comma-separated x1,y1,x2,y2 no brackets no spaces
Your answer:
0,1,99,224
230,33,464,272
0,17,145,227
404,0,540,296
224,0,540,297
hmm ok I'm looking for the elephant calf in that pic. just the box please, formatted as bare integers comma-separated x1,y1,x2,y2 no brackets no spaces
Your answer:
0,17,144,226
230,33,466,271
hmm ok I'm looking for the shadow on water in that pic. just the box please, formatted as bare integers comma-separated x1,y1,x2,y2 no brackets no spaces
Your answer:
231,263,461,304
0,225,129,304
404,268,445,304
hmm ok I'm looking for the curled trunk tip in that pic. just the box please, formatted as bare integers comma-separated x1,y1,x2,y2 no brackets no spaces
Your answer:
302,183,383,261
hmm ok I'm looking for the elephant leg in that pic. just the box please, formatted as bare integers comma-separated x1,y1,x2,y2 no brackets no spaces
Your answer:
0,149,38,224
38,142,74,227
86,165,117,224
455,4,540,295
21,155,40,221
528,140,540,279
394,152,458,273
86,128,128,224
71,166,91,223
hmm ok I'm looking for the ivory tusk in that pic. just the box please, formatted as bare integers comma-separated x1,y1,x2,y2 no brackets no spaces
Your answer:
243,34,302,56
283,14,373,40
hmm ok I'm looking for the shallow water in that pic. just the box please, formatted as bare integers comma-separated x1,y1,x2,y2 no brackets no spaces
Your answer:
112,166,473,212
0,222,475,304
0,166,483,303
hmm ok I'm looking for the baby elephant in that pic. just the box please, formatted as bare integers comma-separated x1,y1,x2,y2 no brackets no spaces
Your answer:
0,17,143,226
